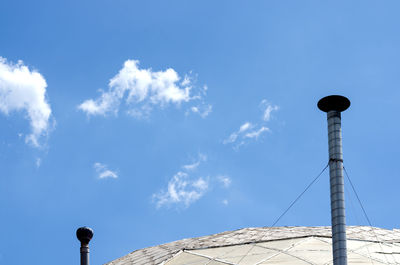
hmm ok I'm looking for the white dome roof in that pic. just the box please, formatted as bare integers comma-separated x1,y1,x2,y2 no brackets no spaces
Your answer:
105,226,400,265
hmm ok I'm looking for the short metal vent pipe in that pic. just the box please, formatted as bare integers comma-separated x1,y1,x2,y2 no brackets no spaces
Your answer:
77,227,94,265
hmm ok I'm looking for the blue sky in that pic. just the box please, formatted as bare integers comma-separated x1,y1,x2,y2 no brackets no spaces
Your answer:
1,1,400,264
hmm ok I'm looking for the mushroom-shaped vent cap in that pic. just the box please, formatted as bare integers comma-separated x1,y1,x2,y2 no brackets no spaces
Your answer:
318,95,350,112
76,227,94,245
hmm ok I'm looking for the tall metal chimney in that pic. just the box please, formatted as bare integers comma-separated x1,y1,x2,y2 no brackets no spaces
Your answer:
76,227,94,265
318,95,350,265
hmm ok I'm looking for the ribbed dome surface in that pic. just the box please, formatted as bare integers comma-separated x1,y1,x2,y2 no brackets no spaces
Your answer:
105,226,400,265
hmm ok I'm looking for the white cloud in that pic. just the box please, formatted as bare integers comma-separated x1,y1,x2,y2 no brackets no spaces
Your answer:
79,60,210,118
261,99,279,121
153,153,210,209
182,161,200,171
190,104,212,118
222,199,229,205
182,153,207,171
36,158,41,168
244,126,270,139
0,57,53,147
218,175,232,188
224,100,278,149
153,172,209,208
192,177,209,190
153,154,233,209
223,122,253,144
94,162,118,179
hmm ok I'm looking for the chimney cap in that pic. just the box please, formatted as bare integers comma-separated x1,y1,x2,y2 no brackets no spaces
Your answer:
76,227,94,245
318,95,350,112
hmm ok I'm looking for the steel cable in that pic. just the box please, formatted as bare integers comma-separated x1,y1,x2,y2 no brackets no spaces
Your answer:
270,163,329,227
343,166,391,265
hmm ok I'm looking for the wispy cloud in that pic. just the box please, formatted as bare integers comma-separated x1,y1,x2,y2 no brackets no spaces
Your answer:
36,158,41,168
218,175,232,188
223,99,278,149
244,126,270,139
189,104,212,118
182,153,207,171
153,171,209,209
79,60,210,119
153,153,209,208
261,99,279,122
223,122,253,144
153,154,233,209
0,57,54,147
94,162,118,179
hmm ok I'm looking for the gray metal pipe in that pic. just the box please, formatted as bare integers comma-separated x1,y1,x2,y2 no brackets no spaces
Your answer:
318,95,350,265
80,245,89,265
77,227,94,265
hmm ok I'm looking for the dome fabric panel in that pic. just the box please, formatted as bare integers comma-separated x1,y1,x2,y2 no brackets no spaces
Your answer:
105,226,400,265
